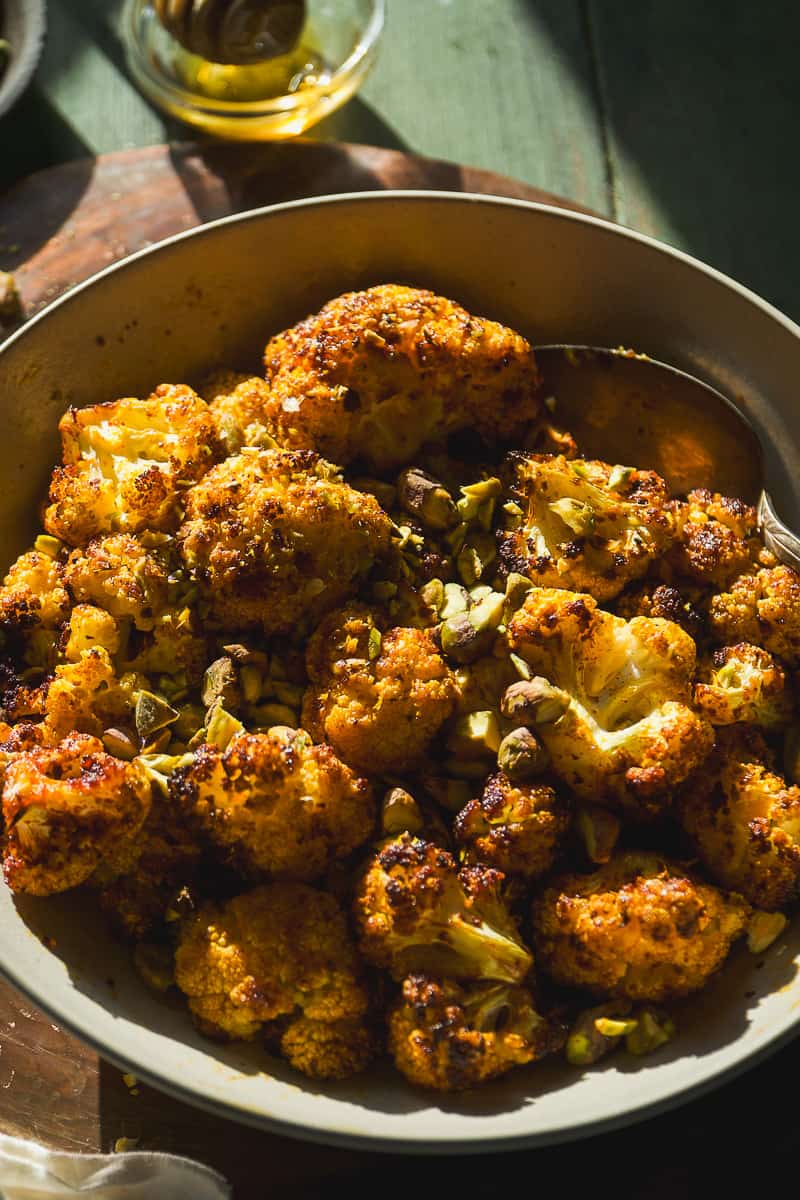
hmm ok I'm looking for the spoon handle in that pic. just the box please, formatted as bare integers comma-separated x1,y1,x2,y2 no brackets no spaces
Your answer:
757,491,800,572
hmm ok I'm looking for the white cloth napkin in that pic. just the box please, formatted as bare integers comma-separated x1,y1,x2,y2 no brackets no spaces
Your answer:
0,1134,231,1199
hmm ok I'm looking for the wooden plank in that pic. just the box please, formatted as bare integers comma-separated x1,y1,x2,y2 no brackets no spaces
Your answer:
585,0,800,319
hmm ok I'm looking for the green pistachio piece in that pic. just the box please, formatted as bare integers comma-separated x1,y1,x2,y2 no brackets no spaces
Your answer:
549,497,595,536
447,710,502,758
34,534,63,559
420,578,445,614
440,611,493,664
201,656,241,710
509,653,532,681
497,726,549,780
223,643,270,671
102,727,138,761
608,464,634,490
625,1009,676,1056
504,571,533,618
382,787,424,836
136,751,194,793
397,467,458,532
446,523,469,557
135,690,180,745
747,910,787,954
469,591,505,633
205,701,244,751
367,626,383,660
441,582,470,620
594,1017,638,1038
501,677,570,725
566,1002,633,1066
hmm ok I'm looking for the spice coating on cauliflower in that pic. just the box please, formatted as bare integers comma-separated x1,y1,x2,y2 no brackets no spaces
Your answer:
614,580,708,645
205,373,275,454
44,385,222,546
171,727,374,881
507,587,713,816
454,772,570,878
174,883,369,1044
694,643,792,728
279,1015,379,1081
668,489,774,587
709,566,800,665
41,648,134,740
178,449,391,633
499,455,676,602
0,549,70,633
355,833,533,984
64,534,169,628
303,604,457,774
262,285,541,470
679,727,800,910
389,974,562,1091
2,733,152,895
532,851,750,1001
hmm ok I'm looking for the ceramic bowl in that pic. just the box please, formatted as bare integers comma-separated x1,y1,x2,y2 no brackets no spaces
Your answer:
0,193,798,1152
0,0,46,119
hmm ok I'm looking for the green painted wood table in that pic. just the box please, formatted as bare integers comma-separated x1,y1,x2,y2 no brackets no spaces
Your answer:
1,2,800,1197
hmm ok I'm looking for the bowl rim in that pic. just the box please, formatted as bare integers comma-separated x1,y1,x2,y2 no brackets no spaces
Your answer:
0,0,46,119
2,189,800,1152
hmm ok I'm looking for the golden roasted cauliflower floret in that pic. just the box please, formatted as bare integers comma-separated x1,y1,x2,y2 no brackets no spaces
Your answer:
678,727,800,910
709,566,800,665
532,851,750,1000
0,548,71,668
64,534,169,628
668,488,774,587
178,449,392,633
63,604,120,661
454,772,570,878
262,285,541,470
355,832,533,983
694,643,792,728
507,587,713,817
279,1014,379,1081
614,579,710,647
499,455,676,602
42,648,134,740
389,974,562,1091
44,385,222,546
122,607,208,684
2,733,152,895
174,883,369,1049
204,372,275,453
302,604,457,774
97,789,204,940
171,727,374,881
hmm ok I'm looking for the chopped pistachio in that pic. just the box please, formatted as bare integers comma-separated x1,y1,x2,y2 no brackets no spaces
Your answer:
441,582,470,620
250,702,298,729
368,626,382,660
223,642,270,671
509,652,532,680
457,477,502,525
469,590,505,633
476,497,496,531
549,497,595,536
747,910,787,954
625,1009,676,1056
608,464,634,490
34,534,63,559
382,787,424,836
136,751,193,793
102,727,138,761
397,467,458,531
447,710,502,758
594,1016,638,1038
135,690,179,744
420,578,445,614
566,1002,633,1066
239,664,262,705
576,805,621,864
501,677,570,725
497,726,549,780
504,571,533,617
205,702,244,751
440,610,492,664
446,523,468,557
201,656,241,710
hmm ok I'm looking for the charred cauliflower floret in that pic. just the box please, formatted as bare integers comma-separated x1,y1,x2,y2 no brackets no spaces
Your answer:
42,648,135,740
499,455,675,602
2,733,152,895
710,566,800,665
454,772,570,878
532,851,750,1000
615,580,709,645
262,285,541,470
122,607,208,684
302,604,457,774
0,548,71,667
507,587,713,817
679,727,800,910
668,488,773,587
204,372,275,453
44,385,222,546
389,974,562,1091
64,534,169,628
171,727,374,881
97,789,203,940
63,604,121,661
694,643,792,728
355,833,532,983
174,883,370,1057
178,449,391,633
279,1014,379,1081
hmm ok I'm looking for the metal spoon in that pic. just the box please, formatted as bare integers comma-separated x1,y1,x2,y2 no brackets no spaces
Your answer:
533,345,800,572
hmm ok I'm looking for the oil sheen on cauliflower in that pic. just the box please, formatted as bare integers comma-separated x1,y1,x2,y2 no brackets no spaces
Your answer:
44,385,222,546
454,772,570,878
2,733,152,895
507,587,713,817
41,647,135,740
177,449,392,634
302,603,457,774
0,548,71,668
532,851,750,1000
64,534,169,628
668,488,774,587
174,883,372,1077
355,832,533,983
499,454,676,602
389,974,563,1091
171,727,374,881
710,565,800,665
203,372,275,454
693,643,792,728
262,285,541,470
679,727,800,910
